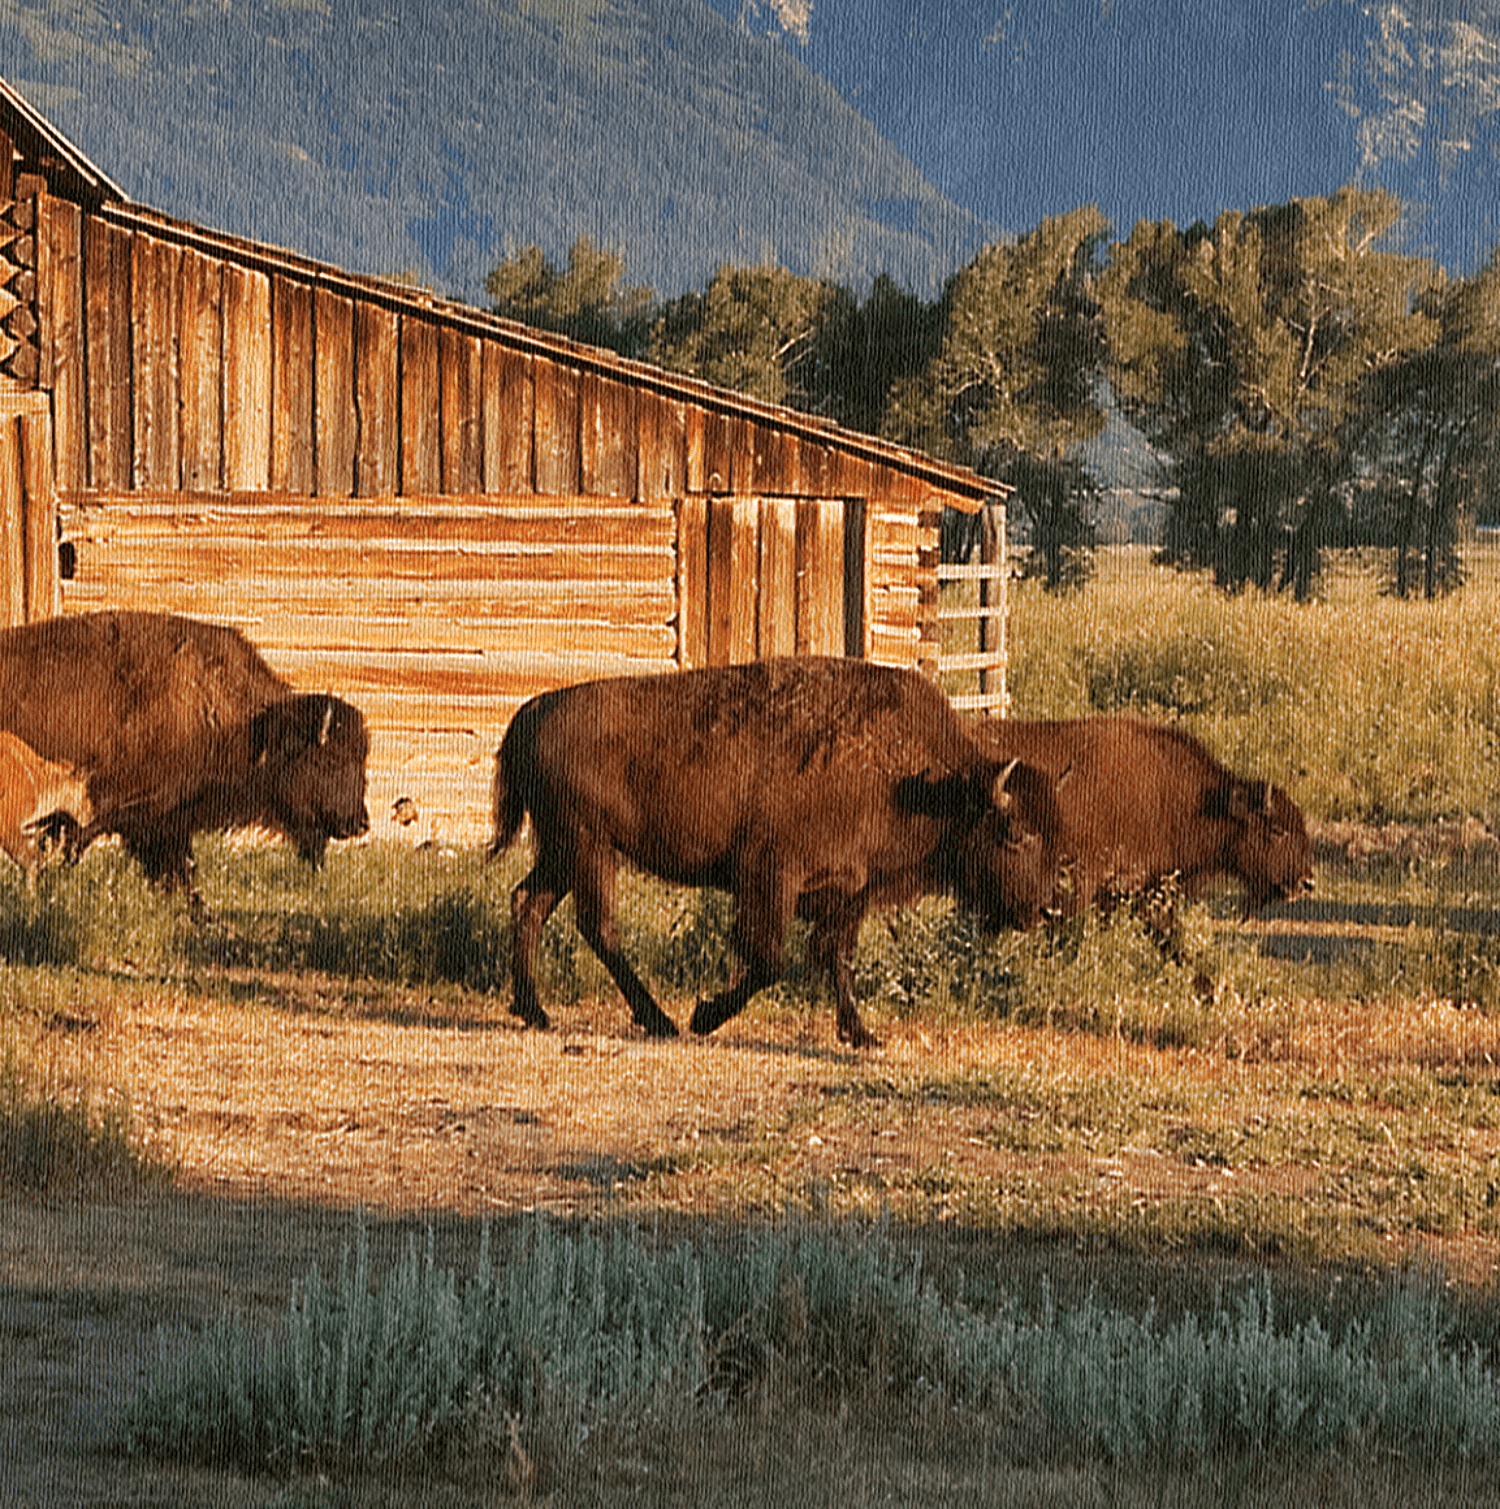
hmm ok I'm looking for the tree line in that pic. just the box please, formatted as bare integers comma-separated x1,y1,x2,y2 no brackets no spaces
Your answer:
484,188,1500,597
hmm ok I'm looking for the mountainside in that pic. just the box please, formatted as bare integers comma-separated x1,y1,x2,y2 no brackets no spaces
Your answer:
0,0,993,300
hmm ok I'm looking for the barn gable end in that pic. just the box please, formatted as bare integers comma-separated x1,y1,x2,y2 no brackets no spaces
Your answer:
0,80,1008,843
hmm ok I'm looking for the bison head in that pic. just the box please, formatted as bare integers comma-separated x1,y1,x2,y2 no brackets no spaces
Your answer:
1221,779,1314,913
249,694,371,864
948,759,1064,932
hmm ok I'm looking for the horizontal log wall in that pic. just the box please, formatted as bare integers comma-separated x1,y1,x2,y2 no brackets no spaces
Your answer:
59,490,677,843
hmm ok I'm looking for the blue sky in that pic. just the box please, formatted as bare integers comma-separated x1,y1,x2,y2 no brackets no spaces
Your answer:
709,0,1500,274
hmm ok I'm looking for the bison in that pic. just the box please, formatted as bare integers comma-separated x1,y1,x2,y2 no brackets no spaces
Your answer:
971,715,1313,987
0,611,371,904
488,656,1063,1048
0,730,92,885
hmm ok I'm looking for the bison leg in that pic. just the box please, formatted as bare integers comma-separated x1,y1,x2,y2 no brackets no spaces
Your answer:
122,829,205,915
689,870,793,1038
806,909,879,1050
510,862,566,1029
571,844,679,1038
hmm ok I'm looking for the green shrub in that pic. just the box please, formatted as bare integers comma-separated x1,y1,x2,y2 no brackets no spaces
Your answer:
0,1040,173,1194
123,1218,1500,1476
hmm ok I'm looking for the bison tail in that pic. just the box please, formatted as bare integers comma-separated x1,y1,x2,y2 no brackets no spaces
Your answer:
487,698,547,861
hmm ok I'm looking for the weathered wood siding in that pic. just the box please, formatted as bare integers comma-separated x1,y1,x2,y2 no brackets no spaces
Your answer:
59,489,677,841
21,195,999,841
0,395,58,627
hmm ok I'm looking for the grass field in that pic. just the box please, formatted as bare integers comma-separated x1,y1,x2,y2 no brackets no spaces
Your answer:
7,548,1500,1504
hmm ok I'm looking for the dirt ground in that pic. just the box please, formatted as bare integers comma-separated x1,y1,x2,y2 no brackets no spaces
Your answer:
4,984,1499,1507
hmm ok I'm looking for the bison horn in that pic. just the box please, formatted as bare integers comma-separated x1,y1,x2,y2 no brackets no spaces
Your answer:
318,700,334,746
991,758,1020,811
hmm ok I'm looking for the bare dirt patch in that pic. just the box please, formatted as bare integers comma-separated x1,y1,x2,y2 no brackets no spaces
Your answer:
6,987,1500,1505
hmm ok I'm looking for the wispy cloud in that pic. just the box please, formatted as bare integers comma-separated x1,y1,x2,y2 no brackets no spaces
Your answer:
1332,0,1500,176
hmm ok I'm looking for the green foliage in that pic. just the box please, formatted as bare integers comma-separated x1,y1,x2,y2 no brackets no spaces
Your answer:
650,261,856,411
123,1218,1500,1476
1351,248,1500,598
1100,188,1440,594
0,1040,172,1194
889,208,1109,583
486,236,658,357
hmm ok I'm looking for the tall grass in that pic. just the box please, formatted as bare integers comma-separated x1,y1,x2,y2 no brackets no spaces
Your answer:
1001,548,1500,825
0,1037,174,1193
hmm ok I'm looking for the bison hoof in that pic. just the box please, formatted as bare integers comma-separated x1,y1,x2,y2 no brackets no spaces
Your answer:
839,1024,882,1050
689,998,735,1037
509,1000,551,1030
636,1010,680,1039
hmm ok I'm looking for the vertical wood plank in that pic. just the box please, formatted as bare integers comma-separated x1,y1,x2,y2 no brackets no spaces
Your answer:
799,435,829,499
637,391,687,499
399,315,441,495
532,363,579,494
843,496,868,658
42,197,86,494
758,496,797,658
178,248,224,492
676,494,708,669
18,409,57,622
728,416,759,494
482,343,533,492
701,409,731,493
795,498,845,656
131,234,181,489
439,326,483,493
222,263,271,491
707,495,758,666
314,288,356,496
270,274,314,493
83,216,119,489
776,433,804,499
580,371,636,496
684,405,706,494
0,416,25,626
353,301,399,496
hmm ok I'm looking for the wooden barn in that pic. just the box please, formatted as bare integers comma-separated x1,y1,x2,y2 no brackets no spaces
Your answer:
0,78,1007,842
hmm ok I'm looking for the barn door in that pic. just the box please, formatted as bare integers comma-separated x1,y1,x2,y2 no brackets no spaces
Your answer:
0,394,58,627
676,495,868,669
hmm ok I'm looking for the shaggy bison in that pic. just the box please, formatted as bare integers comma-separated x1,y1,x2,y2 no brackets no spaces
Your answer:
972,715,1313,988
0,730,92,884
488,657,1063,1047
0,611,370,904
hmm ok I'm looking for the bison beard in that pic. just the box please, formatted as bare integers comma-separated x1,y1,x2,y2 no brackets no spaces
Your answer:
488,658,1062,1047
0,612,371,906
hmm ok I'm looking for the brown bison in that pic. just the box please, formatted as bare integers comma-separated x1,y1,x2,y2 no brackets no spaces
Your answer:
488,657,1063,1047
0,611,371,904
971,716,1313,986
0,730,92,884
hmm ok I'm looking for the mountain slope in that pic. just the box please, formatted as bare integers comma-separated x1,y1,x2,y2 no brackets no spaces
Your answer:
0,0,992,299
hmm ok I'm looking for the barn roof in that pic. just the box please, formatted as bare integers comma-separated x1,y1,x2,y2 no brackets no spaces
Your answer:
0,75,1005,508
0,76,127,205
